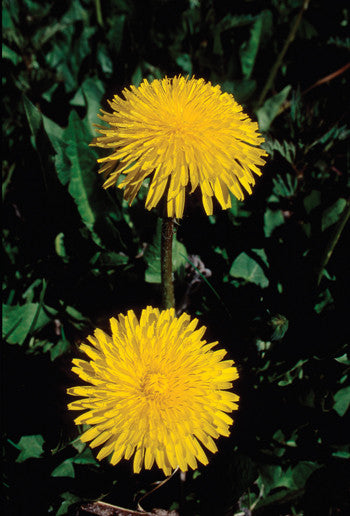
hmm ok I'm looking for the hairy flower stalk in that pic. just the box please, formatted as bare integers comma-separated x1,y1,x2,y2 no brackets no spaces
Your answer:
92,76,267,218
68,307,239,476
161,217,175,309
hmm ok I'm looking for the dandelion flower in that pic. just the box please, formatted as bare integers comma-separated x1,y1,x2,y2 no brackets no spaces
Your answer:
92,76,267,218
68,306,239,476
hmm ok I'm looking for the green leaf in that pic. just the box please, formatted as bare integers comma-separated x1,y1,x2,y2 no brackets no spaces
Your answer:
270,314,289,341
92,251,128,269
240,16,263,79
290,462,320,490
262,137,296,163
70,77,105,135
221,79,257,103
314,288,334,314
55,233,68,260
229,249,269,288
331,444,350,459
132,64,143,87
335,353,350,366
56,492,81,516
321,198,347,231
63,111,122,248
2,163,15,201
16,435,44,462
23,94,42,141
264,208,284,237
72,446,97,465
256,85,291,131
304,190,321,214
51,447,97,478
51,459,75,478
2,43,21,65
65,113,96,229
50,339,70,361
144,219,188,284
97,45,113,76
61,0,87,24
258,461,319,496
23,95,67,183
2,302,51,345
310,124,350,151
272,173,297,198
176,53,192,75
333,386,350,417
106,14,126,54
216,13,257,33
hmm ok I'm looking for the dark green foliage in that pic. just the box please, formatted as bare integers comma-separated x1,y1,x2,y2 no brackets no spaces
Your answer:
2,0,350,514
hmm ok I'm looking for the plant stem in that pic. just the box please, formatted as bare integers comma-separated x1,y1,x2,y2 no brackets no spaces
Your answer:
258,0,310,107
317,198,350,286
95,0,104,27
161,217,175,309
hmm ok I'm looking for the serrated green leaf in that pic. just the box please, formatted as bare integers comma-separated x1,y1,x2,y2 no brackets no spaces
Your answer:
16,435,44,462
256,85,291,131
262,137,296,163
229,249,269,288
333,386,350,417
63,111,122,248
272,173,297,198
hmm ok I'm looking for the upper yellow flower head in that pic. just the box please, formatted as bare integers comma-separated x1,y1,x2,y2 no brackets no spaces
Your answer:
68,306,239,476
92,76,267,218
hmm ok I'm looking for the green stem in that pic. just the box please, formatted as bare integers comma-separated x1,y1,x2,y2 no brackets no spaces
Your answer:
95,0,104,27
257,0,310,107
161,217,175,309
317,198,350,286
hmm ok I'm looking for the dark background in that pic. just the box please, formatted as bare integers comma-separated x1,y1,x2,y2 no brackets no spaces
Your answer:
2,0,350,514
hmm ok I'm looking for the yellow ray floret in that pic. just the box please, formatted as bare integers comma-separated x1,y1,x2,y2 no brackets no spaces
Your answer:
68,306,239,476
91,76,267,218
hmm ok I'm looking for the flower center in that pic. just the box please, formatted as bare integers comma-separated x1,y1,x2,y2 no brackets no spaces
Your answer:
140,372,170,400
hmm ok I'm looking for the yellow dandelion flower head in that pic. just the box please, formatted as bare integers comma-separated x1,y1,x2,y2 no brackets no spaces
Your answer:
68,306,239,476
92,75,267,218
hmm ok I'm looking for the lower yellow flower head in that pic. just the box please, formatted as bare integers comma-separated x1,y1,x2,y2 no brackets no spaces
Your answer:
92,76,267,218
68,307,239,476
